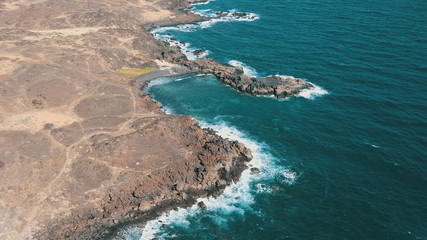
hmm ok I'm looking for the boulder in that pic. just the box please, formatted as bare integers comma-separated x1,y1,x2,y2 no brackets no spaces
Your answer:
197,201,207,210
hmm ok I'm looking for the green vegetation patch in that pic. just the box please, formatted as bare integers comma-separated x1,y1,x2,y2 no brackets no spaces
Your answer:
115,68,156,77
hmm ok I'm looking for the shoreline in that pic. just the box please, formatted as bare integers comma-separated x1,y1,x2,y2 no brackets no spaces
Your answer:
148,6,316,99
0,0,318,238
0,0,253,239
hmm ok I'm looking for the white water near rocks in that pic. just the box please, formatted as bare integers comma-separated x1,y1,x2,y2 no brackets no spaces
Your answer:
133,120,291,240
228,60,258,77
151,8,259,60
117,1,328,239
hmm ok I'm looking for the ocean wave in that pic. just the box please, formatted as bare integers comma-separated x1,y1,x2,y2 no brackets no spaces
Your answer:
151,10,259,35
151,24,198,34
198,11,260,28
145,75,192,91
228,60,258,77
191,0,215,6
297,82,329,100
255,183,274,194
276,169,300,185
151,8,259,60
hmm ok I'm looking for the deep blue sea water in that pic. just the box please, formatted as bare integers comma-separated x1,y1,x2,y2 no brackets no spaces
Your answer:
122,0,427,239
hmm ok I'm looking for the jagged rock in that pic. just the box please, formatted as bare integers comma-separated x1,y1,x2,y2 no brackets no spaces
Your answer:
250,167,260,174
197,201,207,210
175,58,313,98
193,49,207,57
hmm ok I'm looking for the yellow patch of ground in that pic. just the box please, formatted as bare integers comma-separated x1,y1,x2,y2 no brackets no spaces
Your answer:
114,68,156,77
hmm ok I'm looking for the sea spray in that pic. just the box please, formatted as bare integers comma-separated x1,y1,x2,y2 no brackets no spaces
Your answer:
297,81,329,100
228,60,258,77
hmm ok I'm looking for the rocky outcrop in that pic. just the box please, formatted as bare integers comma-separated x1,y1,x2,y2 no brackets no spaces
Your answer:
197,201,207,210
34,116,252,239
250,167,260,174
158,56,313,98
213,11,259,21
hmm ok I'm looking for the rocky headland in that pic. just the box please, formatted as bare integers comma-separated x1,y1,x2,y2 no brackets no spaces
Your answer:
177,58,313,98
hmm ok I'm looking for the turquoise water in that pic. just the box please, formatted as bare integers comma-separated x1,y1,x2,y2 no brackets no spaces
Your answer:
127,0,427,239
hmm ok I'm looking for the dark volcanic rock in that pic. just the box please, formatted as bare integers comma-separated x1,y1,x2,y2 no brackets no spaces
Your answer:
35,116,252,240
192,49,207,57
174,58,313,98
197,201,207,210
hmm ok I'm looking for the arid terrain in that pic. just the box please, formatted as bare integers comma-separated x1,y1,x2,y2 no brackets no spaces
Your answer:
0,0,252,239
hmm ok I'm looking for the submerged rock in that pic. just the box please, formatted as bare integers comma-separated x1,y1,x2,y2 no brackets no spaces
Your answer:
250,167,260,174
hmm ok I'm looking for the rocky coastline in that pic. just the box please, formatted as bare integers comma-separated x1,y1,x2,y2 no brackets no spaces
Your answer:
35,116,252,239
0,0,307,239
0,0,255,239
150,13,314,99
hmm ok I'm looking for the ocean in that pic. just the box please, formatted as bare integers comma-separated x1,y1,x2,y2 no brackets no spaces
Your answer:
120,0,427,239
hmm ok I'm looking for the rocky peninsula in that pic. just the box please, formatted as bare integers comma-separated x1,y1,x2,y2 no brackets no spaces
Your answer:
0,0,309,239
176,58,313,98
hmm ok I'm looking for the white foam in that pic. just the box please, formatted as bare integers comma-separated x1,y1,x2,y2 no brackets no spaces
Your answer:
153,34,200,60
192,8,212,16
277,169,300,185
151,24,198,34
228,60,258,77
364,142,381,149
145,75,192,92
297,81,328,100
255,183,274,194
151,9,259,60
194,49,210,58
198,11,260,28
191,0,215,6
